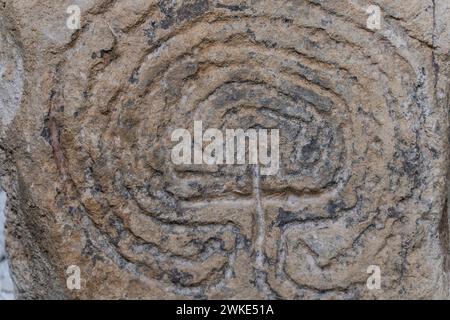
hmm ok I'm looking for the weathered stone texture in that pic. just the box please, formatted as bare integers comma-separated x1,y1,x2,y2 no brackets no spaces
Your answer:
0,191,14,299
0,0,449,299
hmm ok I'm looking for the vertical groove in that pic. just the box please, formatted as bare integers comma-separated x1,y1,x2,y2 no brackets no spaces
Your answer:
253,164,277,298
253,164,265,270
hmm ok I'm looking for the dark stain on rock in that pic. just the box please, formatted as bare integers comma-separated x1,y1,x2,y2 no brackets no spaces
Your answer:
144,21,157,44
123,99,136,108
301,136,321,163
168,268,194,286
400,145,420,176
178,0,209,21
387,207,401,218
326,200,344,216
41,122,52,144
276,208,298,227
216,3,248,12
82,238,94,256
129,68,140,84
159,0,209,30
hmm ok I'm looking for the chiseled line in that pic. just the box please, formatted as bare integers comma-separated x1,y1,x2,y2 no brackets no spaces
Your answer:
253,164,278,298
253,165,265,270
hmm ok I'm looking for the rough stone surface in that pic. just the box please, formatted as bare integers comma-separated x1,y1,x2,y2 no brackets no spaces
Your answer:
0,0,449,299
0,191,15,299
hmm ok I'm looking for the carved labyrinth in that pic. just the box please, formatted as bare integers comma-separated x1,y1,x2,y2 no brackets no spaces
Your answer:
46,0,438,298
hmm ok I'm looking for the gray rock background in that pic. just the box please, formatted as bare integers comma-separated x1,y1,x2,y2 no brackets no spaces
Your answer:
0,191,14,300
0,8,19,301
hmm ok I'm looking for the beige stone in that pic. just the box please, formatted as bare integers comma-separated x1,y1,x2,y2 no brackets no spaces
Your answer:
0,0,449,299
